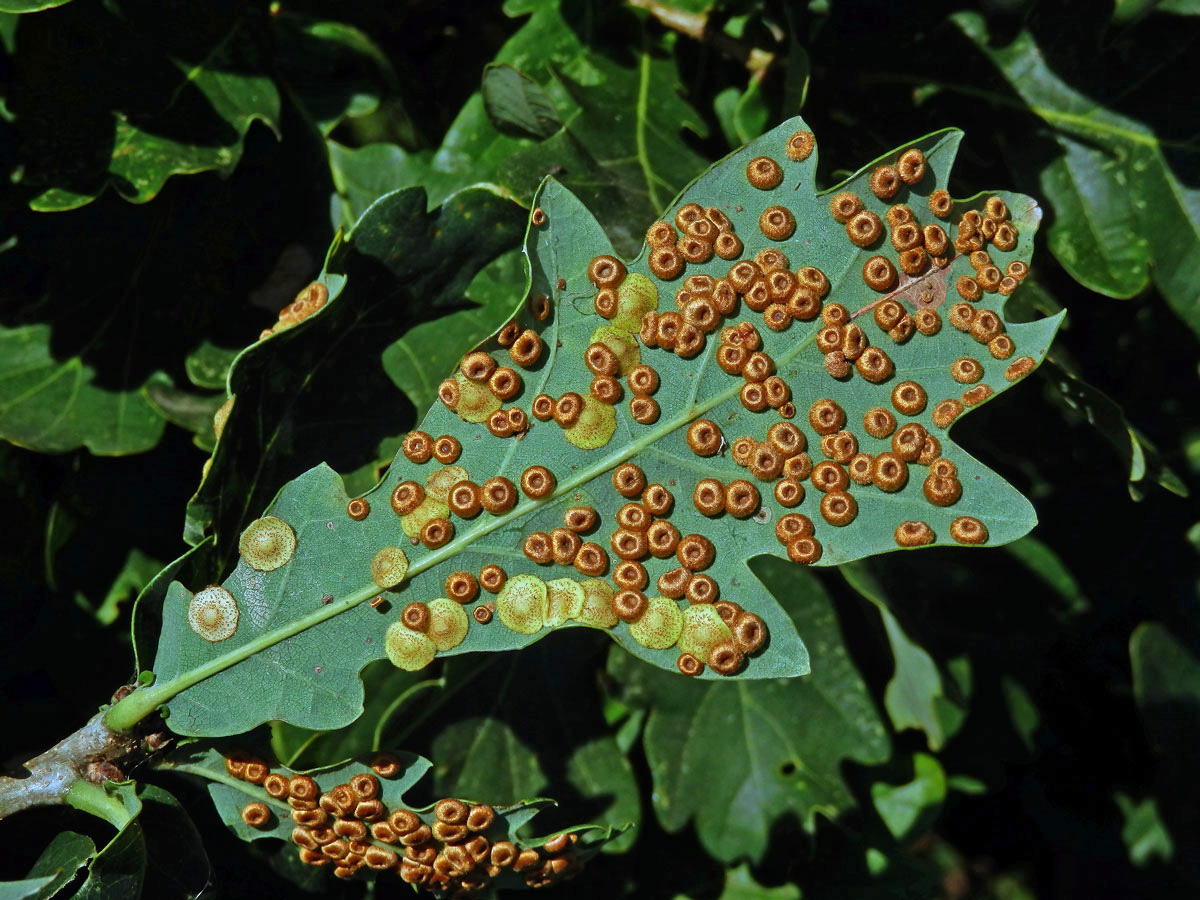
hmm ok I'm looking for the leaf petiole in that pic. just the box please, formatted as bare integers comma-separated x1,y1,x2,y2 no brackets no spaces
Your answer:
64,781,133,830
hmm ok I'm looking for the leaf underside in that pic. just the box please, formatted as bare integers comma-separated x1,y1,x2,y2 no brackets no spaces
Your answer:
142,116,1063,738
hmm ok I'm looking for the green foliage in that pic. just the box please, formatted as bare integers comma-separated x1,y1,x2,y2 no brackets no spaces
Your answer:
870,753,946,842
0,0,386,456
424,654,642,853
482,64,563,140
0,1,72,13
1115,792,1174,867
47,782,209,900
841,561,969,750
955,12,1200,337
694,864,801,900
1,831,93,900
1129,623,1200,880
3,1,1199,899
1040,359,1187,499
13,3,279,211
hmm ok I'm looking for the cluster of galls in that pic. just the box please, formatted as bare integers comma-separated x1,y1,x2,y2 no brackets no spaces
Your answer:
686,418,821,564
684,386,988,560
434,261,654,454
637,260,730,361
638,242,837,369
828,154,1022,326
696,415,807,498
527,332,661,429
520,470,612,576
383,436,568,555
450,457,770,676
259,282,329,341
645,202,744,282
619,131,1012,564
376,445,769,677
345,433,462,523
224,753,583,893
635,175,821,364
436,335,542,435
714,319,794,412
938,201,1036,402
676,598,766,677
610,529,769,678
810,297,895,382
953,197,1020,274
826,148,941,292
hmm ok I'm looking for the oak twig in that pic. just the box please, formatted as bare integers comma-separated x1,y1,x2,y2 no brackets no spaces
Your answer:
0,712,140,820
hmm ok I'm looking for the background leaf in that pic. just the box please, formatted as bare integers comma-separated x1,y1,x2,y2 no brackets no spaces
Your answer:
1041,359,1188,500
271,13,397,138
3,831,93,900
1115,792,1174,867
954,12,1200,337
9,2,280,210
842,561,966,750
870,752,946,842
0,878,56,900
327,140,430,229
686,864,801,900
0,324,167,455
1130,622,1200,881
609,559,889,862
377,0,712,258
1002,536,1089,619
182,185,526,560
0,0,71,12
0,100,333,457
482,63,563,140
75,548,162,627
423,646,642,853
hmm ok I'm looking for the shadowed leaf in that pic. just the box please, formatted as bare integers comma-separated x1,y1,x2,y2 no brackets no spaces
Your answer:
1042,359,1188,499
4,831,93,900
870,753,946,841
181,185,526,561
483,63,563,140
608,559,889,862
1115,792,1174,866
842,561,966,750
9,3,279,210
